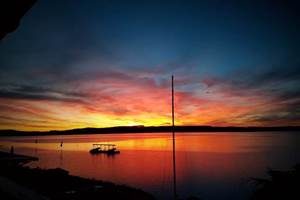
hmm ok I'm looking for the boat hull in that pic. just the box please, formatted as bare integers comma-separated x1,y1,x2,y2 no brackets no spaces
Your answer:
89,148,120,155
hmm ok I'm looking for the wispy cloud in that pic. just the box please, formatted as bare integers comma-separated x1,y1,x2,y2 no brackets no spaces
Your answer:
0,64,299,130
0,84,86,103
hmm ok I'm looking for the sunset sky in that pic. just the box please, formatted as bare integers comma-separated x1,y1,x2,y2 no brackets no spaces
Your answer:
0,0,300,130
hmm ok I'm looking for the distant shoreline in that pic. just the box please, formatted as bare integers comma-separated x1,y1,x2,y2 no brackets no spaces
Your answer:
0,125,299,136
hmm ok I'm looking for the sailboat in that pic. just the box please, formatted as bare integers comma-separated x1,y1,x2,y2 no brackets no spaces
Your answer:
171,75,177,200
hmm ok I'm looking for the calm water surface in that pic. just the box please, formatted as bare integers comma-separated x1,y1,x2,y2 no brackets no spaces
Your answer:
1,132,299,200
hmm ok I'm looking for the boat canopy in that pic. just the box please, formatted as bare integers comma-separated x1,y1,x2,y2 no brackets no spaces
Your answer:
92,144,116,147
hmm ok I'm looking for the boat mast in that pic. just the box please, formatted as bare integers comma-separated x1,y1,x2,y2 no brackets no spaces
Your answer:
172,75,177,200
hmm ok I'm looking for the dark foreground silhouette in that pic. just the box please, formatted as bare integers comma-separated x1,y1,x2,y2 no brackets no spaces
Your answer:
0,151,155,200
0,0,36,40
251,164,300,200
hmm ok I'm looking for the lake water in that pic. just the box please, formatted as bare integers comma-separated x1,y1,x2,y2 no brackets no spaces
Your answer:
1,132,299,200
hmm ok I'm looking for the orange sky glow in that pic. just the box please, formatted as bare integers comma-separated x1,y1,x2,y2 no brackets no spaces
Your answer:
0,75,298,131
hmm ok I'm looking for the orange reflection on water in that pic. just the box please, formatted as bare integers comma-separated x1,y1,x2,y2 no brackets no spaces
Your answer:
0,132,288,153
0,132,298,200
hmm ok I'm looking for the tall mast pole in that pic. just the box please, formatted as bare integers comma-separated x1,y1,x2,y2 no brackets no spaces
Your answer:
172,75,177,200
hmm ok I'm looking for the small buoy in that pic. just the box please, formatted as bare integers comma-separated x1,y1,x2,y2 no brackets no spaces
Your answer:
10,146,14,155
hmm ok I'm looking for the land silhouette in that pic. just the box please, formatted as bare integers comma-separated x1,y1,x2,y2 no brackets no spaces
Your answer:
250,164,300,200
0,125,299,136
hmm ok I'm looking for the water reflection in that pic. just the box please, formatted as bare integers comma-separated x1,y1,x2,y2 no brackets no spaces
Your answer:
0,132,299,200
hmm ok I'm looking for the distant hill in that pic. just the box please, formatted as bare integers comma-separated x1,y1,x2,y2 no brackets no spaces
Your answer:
0,125,299,136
